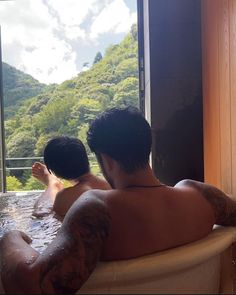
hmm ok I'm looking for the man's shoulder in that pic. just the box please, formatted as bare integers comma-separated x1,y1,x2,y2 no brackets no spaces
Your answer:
69,189,106,204
175,179,236,226
175,179,201,188
79,188,115,202
64,189,111,227
175,179,221,195
68,188,117,213
174,179,211,195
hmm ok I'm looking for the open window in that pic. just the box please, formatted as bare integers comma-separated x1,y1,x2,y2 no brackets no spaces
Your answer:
0,0,141,192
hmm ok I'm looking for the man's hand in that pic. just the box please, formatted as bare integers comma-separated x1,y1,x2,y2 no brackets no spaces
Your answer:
1,230,32,243
0,230,39,294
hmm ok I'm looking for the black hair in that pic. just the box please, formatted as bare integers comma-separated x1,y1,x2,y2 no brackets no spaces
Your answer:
44,136,89,180
87,106,152,173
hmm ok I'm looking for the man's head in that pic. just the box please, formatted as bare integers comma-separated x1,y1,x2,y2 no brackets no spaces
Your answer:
44,136,89,180
87,107,152,186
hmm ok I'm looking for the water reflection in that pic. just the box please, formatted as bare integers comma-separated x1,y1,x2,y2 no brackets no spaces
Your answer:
0,193,61,253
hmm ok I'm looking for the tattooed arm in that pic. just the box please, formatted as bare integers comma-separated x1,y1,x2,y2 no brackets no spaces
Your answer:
0,230,40,294
0,192,111,294
176,179,236,226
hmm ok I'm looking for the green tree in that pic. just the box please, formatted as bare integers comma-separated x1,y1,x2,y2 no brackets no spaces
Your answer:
82,62,89,68
34,97,76,135
115,58,138,81
34,133,56,156
2,62,47,118
78,123,89,151
93,52,103,65
6,176,23,191
131,23,138,41
112,77,139,108
24,176,45,190
7,131,37,158
72,98,102,124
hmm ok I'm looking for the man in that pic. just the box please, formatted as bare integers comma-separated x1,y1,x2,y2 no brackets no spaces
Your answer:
32,136,110,218
1,107,236,294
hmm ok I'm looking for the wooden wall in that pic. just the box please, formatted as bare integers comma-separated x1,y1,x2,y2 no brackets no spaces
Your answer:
202,0,236,194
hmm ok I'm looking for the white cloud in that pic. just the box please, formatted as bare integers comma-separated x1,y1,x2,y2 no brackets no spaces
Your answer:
48,0,96,26
20,39,77,84
90,0,137,39
0,0,137,84
47,0,99,40
0,0,77,84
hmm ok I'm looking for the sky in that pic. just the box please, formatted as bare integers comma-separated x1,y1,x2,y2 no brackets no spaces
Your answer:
0,0,137,84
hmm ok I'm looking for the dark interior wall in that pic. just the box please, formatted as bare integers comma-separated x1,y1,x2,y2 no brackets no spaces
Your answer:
143,0,203,185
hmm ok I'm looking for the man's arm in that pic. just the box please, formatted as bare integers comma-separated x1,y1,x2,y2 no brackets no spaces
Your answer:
176,179,236,226
0,230,40,294
0,192,111,294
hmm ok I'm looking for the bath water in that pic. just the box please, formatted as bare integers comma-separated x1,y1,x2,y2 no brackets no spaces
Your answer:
0,192,61,253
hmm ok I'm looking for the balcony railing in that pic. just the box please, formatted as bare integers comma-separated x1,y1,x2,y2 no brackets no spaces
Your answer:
2,154,100,193
6,157,43,171
5,156,99,174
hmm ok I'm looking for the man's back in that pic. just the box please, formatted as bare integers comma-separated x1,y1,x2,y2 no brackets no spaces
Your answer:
95,181,215,260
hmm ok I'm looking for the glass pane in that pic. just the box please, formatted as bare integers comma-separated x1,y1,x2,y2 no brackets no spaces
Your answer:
0,0,139,191
0,27,6,193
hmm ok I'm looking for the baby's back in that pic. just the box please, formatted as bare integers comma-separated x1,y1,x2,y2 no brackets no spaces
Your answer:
54,175,110,217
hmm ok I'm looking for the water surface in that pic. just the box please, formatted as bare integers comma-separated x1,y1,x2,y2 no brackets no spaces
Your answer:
0,192,61,253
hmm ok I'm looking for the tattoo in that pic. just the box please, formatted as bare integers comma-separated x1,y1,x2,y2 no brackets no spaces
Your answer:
178,179,236,226
38,196,111,294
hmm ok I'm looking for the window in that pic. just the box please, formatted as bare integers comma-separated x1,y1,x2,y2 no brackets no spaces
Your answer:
0,0,140,192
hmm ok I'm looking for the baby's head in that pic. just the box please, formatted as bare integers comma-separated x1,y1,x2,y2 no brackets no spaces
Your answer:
44,136,89,180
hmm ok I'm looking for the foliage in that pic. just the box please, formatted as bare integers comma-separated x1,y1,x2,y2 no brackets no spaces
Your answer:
34,133,56,156
112,77,139,107
131,24,138,41
90,162,102,177
24,176,45,190
2,63,48,119
6,176,23,191
7,130,37,158
61,179,72,188
93,52,103,65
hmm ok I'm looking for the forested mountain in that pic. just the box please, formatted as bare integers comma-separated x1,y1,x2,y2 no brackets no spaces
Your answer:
2,63,50,119
4,24,139,190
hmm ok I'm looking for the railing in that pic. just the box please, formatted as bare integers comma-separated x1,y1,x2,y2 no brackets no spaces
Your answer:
5,156,99,171
3,156,101,193
6,157,43,171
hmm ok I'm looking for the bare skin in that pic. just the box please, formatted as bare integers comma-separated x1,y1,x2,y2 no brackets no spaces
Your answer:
1,160,236,293
32,162,64,217
0,195,111,294
175,179,236,226
32,162,110,218
99,182,230,260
